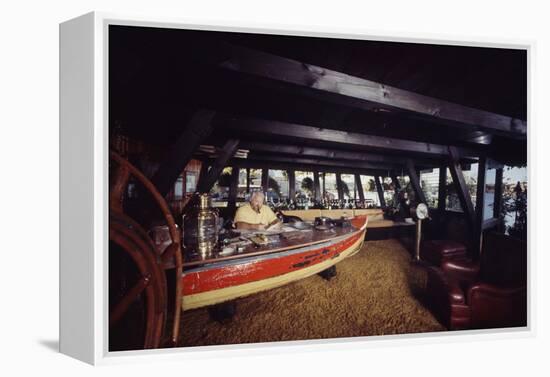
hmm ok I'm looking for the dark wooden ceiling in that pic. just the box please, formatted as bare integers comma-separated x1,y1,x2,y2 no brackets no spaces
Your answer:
109,25,527,166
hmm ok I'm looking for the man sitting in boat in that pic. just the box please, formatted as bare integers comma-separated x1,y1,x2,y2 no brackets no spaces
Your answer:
234,191,282,230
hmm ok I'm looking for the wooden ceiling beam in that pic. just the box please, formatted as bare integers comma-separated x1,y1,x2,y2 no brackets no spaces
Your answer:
246,153,399,172
223,116,480,159
226,158,390,177
217,43,527,138
239,140,446,167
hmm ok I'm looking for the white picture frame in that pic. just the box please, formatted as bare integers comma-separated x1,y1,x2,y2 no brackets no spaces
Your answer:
59,11,533,365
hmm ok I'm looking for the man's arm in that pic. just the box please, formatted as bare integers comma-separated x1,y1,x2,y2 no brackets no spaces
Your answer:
264,207,282,230
235,222,266,230
266,218,282,230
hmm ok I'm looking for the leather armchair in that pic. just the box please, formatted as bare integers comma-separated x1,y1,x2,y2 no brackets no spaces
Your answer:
420,240,468,266
423,233,527,330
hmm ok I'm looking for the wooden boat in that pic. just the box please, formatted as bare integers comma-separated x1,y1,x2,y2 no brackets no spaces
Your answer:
181,215,368,310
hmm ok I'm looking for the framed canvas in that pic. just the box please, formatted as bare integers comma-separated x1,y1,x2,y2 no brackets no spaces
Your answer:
59,11,531,365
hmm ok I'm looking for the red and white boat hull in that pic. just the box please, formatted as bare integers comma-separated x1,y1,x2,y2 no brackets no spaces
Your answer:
181,216,368,310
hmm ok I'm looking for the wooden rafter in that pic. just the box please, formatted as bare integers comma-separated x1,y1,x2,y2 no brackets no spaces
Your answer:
406,159,427,205
226,117,479,158
374,176,386,207
151,109,216,197
197,138,240,193
355,174,365,202
219,43,526,137
239,141,450,167
227,157,389,177
448,146,475,229
246,153,399,172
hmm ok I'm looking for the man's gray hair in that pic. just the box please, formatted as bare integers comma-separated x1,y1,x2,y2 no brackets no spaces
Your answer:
250,191,265,201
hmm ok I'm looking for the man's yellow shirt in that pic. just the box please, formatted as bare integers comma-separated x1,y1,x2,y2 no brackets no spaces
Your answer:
234,203,278,226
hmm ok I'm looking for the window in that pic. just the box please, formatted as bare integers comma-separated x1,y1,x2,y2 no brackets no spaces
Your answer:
340,174,356,201
267,169,289,204
185,172,197,193
174,176,184,200
420,168,439,208
502,166,527,237
237,168,248,201
295,171,315,199
445,164,478,212
359,175,380,207
249,169,263,192
209,166,232,207
483,168,496,220
381,177,395,206
324,173,339,200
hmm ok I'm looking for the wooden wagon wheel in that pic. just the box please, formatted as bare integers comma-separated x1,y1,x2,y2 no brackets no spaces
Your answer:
109,151,183,349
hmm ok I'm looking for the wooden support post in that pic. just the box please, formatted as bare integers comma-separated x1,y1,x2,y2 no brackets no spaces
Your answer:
494,168,504,219
406,159,427,204
227,166,240,214
375,176,386,208
391,173,401,192
151,110,216,197
314,170,321,202
322,172,326,202
355,174,365,202
197,138,240,193
448,147,476,230
197,162,210,192
246,168,251,193
473,156,487,258
261,168,269,194
438,162,447,215
336,173,345,201
288,170,296,200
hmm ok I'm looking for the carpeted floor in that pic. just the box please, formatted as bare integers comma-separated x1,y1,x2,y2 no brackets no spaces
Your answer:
179,239,444,347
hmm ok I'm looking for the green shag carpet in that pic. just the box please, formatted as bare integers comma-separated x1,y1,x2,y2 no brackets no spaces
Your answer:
179,239,444,347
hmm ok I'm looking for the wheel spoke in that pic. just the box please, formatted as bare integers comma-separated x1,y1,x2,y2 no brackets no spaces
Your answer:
110,274,151,328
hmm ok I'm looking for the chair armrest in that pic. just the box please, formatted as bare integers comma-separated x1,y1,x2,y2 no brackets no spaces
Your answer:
442,259,480,288
424,266,470,329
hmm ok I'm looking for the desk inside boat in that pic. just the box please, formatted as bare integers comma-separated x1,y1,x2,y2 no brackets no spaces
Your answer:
182,221,360,269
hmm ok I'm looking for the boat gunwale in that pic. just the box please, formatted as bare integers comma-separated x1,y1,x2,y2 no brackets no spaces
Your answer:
182,215,368,269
